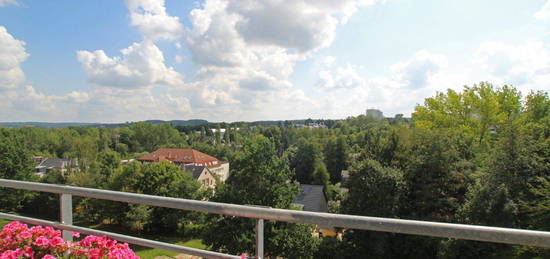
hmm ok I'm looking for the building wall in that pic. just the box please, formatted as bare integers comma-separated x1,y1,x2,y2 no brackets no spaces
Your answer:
196,169,217,189
209,163,230,181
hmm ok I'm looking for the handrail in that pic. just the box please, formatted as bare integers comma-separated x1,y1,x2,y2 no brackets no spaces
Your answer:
1,179,550,258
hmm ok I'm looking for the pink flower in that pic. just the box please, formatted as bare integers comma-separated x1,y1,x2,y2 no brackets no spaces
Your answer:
1,222,139,259
50,237,64,246
33,236,50,247
17,231,32,239
104,239,117,249
23,246,34,257
88,248,104,259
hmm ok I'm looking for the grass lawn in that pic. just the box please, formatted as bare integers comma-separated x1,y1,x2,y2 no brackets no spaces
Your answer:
134,239,207,259
84,222,207,259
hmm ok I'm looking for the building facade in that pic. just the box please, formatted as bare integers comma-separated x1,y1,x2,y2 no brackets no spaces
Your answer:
137,148,230,188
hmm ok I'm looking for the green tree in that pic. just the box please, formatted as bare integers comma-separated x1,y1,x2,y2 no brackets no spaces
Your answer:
202,135,319,258
290,137,323,184
108,161,201,232
324,136,349,183
312,160,329,186
342,158,405,258
215,123,222,145
0,130,36,212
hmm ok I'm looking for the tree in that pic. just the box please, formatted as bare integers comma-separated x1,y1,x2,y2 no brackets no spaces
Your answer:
342,158,405,258
202,135,319,258
312,160,329,186
108,161,201,232
215,123,222,145
97,149,121,179
0,130,36,212
290,137,323,184
324,136,349,184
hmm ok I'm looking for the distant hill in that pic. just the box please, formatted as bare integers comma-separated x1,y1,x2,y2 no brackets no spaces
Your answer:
0,122,99,128
0,119,210,128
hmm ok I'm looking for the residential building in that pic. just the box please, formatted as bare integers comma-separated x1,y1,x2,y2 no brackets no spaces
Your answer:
34,157,78,177
137,148,230,188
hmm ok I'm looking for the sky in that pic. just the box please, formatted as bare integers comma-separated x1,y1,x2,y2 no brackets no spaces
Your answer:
0,0,549,123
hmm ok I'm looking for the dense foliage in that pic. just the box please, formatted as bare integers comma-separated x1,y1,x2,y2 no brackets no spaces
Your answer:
0,82,547,258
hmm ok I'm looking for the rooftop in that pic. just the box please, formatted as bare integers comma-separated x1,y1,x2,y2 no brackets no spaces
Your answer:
137,148,219,166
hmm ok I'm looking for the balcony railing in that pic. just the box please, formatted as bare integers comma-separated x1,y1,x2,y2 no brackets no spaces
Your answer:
1,179,549,259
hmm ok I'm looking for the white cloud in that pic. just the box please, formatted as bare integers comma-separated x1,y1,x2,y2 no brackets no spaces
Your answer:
179,0,373,119
534,0,550,20
124,0,183,41
0,26,28,91
390,50,448,89
77,41,184,89
312,50,450,118
322,56,336,66
474,41,550,91
318,63,367,89
0,0,19,7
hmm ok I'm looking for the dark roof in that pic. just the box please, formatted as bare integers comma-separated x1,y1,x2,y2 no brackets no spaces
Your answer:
293,184,328,213
37,158,71,169
182,164,207,179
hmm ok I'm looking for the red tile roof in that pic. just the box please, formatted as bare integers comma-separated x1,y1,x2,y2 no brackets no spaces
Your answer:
137,148,220,166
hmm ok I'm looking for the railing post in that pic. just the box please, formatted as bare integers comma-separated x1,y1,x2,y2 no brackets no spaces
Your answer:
60,193,73,242
255,219,264,259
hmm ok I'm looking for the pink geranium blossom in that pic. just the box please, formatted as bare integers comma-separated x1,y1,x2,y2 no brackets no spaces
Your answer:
0,221,140,259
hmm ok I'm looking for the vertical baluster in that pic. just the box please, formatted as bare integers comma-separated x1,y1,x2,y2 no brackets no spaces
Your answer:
60,193,73,242
256,218,264,259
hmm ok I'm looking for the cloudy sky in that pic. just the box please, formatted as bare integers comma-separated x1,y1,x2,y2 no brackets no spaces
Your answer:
0,0,549,122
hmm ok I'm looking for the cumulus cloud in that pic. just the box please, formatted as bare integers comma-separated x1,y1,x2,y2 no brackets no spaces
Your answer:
0,0,20,7
0,26,28,91
77,41,184,88
179,0,373,118
124,0,183,41
534,0,550,20
318,63,367,89
390,50,448,89
312,50,451,118
474,41,550,91
4,0,378,122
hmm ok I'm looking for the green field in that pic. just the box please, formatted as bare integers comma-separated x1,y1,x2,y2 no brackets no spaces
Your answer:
134,239,207,259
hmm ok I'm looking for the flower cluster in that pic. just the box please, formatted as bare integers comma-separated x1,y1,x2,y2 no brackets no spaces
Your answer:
0,221,139,259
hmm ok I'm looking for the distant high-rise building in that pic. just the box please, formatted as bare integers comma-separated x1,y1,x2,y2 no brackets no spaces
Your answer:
366,109,384,118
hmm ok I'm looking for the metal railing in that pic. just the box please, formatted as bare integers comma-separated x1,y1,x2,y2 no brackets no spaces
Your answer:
1,179,549,259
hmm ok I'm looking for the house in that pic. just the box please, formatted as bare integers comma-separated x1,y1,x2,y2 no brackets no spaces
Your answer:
137,148,230,188
34,157,78,177
181,164,218,189
292,184,337,237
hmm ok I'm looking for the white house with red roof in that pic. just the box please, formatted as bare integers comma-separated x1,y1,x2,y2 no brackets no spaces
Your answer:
137,148,230,188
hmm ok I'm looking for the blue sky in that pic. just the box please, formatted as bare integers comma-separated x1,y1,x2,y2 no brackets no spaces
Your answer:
0,0,548,122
